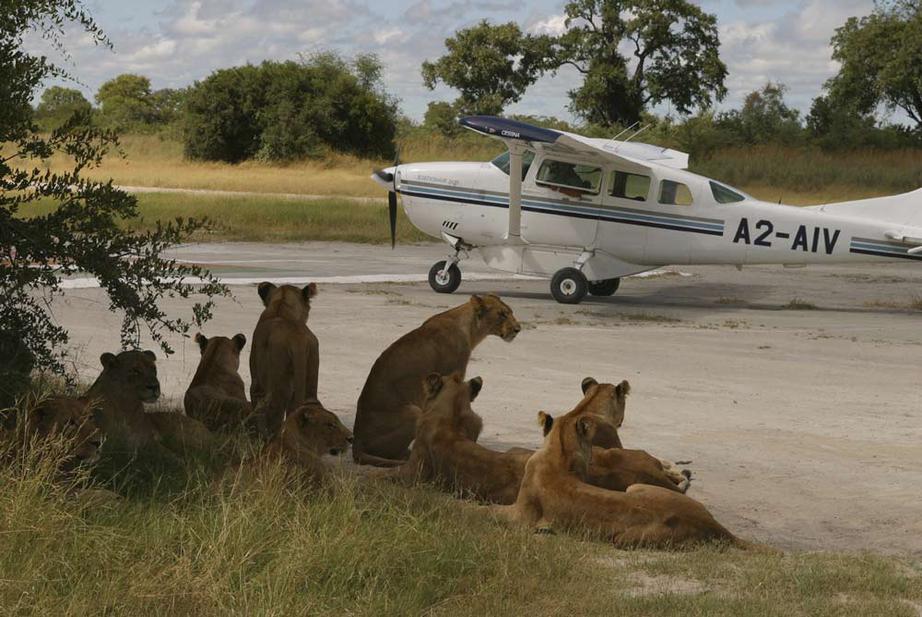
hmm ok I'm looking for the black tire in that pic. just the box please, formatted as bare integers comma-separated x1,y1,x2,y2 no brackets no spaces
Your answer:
428,261,461,294
550,267,588,304
588,278,620,297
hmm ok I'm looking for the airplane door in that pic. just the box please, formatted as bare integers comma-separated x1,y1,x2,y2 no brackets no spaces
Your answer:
594,169,652,264
520,157,600,247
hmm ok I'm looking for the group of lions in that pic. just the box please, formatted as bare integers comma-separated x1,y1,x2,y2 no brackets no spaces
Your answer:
6,282,757,550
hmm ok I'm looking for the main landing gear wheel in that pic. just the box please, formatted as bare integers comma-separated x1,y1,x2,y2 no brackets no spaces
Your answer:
428,261,461,294
550,267,588,304
588,278,620,297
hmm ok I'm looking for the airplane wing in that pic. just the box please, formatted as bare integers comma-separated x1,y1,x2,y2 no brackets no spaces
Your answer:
459,116,689,173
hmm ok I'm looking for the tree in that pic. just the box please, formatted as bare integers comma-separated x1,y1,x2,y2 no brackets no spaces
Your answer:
184,54,397,163
421,20,556,116
1,1,225,407
717,83,802,144
33,86,92,130
827,2,922,128
95,73,155,129
557,0,727,126
423,101,461,136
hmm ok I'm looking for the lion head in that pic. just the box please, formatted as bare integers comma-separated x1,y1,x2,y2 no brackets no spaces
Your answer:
194,332,246,372
536,409,597,477
258,282,317,323
569,377,630,449
471,294,521,342
25,397,104,470
99,350,161,403
280,401,353,458
422,372,484,441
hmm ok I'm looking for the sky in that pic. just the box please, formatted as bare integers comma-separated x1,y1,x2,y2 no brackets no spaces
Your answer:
27,0,888,124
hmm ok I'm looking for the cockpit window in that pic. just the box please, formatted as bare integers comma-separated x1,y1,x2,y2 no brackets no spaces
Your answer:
536,159,602,194
610,170,650,201
658,180,694,206
491,150,535,180
710,181,746,204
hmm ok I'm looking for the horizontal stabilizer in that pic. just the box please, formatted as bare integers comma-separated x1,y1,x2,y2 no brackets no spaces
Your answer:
808,188,922,229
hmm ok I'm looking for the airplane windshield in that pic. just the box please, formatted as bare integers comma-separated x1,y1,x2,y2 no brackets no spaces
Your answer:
491,150,535,180
710,181,746,204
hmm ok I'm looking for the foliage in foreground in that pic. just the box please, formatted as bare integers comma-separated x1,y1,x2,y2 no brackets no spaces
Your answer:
1,410,921,617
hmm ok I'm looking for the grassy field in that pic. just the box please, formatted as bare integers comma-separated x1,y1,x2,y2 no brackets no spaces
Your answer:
26,133,922,204
2,427,921,616
18,193,430,244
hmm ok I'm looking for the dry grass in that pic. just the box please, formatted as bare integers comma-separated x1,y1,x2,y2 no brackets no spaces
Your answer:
784,298,819,310
17,193,431,244
1,396,921,616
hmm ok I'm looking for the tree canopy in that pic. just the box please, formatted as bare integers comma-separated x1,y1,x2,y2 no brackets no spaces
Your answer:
33,85,92,130
557,0,727,126
1,0,224,406
421,20,557,116
827,1,922,128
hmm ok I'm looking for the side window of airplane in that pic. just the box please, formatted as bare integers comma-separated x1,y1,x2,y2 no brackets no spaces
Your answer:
535,160,602,194
491,150,536,180
658,180,694,206
610,170,651,202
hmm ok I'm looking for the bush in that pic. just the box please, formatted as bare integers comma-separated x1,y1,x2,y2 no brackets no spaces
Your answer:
183,54,397,163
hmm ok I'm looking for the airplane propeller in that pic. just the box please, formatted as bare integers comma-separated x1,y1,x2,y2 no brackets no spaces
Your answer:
372,149,400,248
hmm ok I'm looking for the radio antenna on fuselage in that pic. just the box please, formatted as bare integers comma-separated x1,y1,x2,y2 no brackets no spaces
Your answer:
610,122,640,145
622,124,650,143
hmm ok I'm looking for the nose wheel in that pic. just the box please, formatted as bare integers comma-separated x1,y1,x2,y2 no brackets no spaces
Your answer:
428,260,462,294
550,267,588,304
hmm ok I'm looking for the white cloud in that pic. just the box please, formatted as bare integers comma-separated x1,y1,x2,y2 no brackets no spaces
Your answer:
528,14,567,36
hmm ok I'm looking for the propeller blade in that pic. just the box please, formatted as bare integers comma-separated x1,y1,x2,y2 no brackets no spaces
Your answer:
388,190,397,249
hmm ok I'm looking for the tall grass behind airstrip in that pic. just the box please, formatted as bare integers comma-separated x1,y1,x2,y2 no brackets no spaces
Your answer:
1,406,921,617
19,132,922,204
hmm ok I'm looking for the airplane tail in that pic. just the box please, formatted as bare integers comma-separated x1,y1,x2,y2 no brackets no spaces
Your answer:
807,188,922,230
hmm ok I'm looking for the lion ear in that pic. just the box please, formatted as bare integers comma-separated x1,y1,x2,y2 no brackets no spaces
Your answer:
100,352,117,369
257,282,276,305
424,373,443,398
233,334,247,351
616,380,631,399
581,377,598,394
576,417,596,442
142,350,156,362
194,333,209,353
468,376,483,401
302,283,317,300
470,294,487,317
537,411,554,436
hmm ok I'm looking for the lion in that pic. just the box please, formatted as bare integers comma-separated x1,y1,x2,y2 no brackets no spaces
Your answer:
258,400,353,483
86,350,215,455
394,373,527,504
184,332,252,432
249,282,320,436
494,406,749,549
353,294,521,466
14,396,103,475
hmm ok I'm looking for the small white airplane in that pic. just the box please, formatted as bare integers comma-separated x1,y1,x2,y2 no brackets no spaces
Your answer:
372,115,922,304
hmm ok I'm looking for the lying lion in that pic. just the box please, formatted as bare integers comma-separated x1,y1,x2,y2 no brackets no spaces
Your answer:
394,373,527,504
494,406,749,549
353,295,521,466
85,350,215,455
184,332,252,431
250,282,320,436
253,401,353,484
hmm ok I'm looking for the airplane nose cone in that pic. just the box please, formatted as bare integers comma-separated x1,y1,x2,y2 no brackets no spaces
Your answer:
371,166,396,188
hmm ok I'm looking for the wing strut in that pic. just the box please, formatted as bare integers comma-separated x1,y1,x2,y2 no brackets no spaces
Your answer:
506,143,524,243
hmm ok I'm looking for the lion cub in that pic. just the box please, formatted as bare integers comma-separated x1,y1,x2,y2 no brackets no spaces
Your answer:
395,373,526,504
250,282,320,436
495,407,748,549
353,295,521,466
184,332,252,431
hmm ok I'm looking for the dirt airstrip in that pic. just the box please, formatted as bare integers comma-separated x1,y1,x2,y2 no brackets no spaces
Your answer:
51,242,922,555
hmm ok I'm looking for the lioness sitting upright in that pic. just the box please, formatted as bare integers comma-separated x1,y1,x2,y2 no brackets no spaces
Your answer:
184,332,252,431
495,406,749,549
352,295,521,466
249,282,320,436
395,373,526,504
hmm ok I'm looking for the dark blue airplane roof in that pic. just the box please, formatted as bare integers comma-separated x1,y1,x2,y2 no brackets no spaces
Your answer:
458,116,562,144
